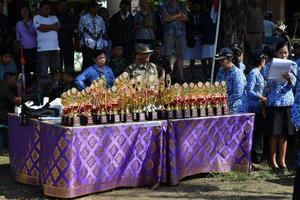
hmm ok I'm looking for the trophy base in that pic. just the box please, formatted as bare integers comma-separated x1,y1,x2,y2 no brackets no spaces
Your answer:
87,115,93,125
101,115,108,124
61,115,67,126
199,108,207,117
175,109,183,119
223,106,229,115
139,112,146,121
157,110,166,119
146,111,158,121
191,108,198,117
80,115,88,126
62,116,73,126
93,115,101,124
111,114,121,123
167,110,174,119
133,112,139,122
207,107,214,116
215,106,223,116
120,113,126,122
183,109,191,118
73,116,80,127
125,113,133,123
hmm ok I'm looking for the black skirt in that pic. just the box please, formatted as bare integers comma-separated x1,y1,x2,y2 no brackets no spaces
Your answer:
266,106,295,136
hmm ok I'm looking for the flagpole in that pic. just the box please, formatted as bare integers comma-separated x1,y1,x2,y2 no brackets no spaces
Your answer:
210,0,222,84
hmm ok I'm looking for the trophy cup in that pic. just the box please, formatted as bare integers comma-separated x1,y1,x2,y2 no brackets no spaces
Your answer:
205,82,214,116
107,86,120,123
173,83,183,119
71,89,81,126
189,83,198,117
221,81,229,115
85,87,94,125
100,90,108,124
214,82,223,116
147,83,159,120
182,83,191,118
197,82,207,117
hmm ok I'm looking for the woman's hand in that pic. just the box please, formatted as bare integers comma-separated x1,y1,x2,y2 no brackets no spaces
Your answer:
282,72,292,85
259,96,267,103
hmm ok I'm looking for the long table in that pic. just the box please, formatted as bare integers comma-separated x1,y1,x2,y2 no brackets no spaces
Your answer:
8,113,254,198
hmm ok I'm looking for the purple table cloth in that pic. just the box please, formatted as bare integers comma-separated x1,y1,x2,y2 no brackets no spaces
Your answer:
8,114,41,186
8,113,255,198
166,114,255,185
39,121,167,198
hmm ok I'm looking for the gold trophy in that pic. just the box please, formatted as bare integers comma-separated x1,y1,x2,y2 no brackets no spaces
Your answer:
197,82,207,117
109,86,121,123
205,82,214,116
173,83,183,119
213,82,223,115
221,81,229,115
182,82,191,118
189,83,198,117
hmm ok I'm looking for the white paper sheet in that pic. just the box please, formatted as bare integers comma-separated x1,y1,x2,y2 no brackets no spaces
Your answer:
267,58,292,82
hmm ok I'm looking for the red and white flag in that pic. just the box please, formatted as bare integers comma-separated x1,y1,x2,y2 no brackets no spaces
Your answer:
210,0,219,23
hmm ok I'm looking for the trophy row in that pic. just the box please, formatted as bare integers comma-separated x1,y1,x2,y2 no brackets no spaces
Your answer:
61,72,229,126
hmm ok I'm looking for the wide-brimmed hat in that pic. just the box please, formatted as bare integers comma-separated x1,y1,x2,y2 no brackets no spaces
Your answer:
215,48,233,60
230,44,243,55
136,45,154,54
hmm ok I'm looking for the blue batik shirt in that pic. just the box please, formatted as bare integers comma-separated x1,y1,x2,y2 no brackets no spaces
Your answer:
292,76,300,167
238,62,246,73
246,67,265,113
162,2,187,37
262,61,297,107
75,65,115,90
79,13,108,49
216,66,247,113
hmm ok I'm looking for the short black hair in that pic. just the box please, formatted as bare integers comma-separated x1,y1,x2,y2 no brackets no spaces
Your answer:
3,72,17,82
93,50,107,59
40,0,50,8
275,41,289,52
120,0,131,6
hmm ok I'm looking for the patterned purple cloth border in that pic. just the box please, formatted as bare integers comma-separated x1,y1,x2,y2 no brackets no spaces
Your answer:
166,114,254,185
39,121,167,198
8,114,41,186
8,113,254,198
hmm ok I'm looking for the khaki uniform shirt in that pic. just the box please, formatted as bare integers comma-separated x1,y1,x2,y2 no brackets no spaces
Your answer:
125,62,159,82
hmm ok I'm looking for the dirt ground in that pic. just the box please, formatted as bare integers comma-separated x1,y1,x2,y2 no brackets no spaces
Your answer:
0,152,295,200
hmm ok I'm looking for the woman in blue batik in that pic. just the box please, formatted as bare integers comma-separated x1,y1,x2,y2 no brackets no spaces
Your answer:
246,50,266,164
292,71,300,199
263,41,298,172
215,48,247,113
75,50,115,90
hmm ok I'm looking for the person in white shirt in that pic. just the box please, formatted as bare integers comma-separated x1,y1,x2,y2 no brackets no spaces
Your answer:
33,1,60,89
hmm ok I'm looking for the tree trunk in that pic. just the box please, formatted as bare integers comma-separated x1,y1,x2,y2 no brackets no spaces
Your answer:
218,0,247,50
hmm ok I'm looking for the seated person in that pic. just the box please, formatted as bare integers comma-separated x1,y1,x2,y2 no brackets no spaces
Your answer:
0,72,21,154
150,41,172,80
215,48,247,113
75,50,115,90
48,70,63,101
62,69,76,92
125,45,159,82
107,45,128,78
0,49,17,81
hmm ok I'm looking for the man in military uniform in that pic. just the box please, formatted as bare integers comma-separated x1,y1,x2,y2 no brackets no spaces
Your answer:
125,45,159,82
